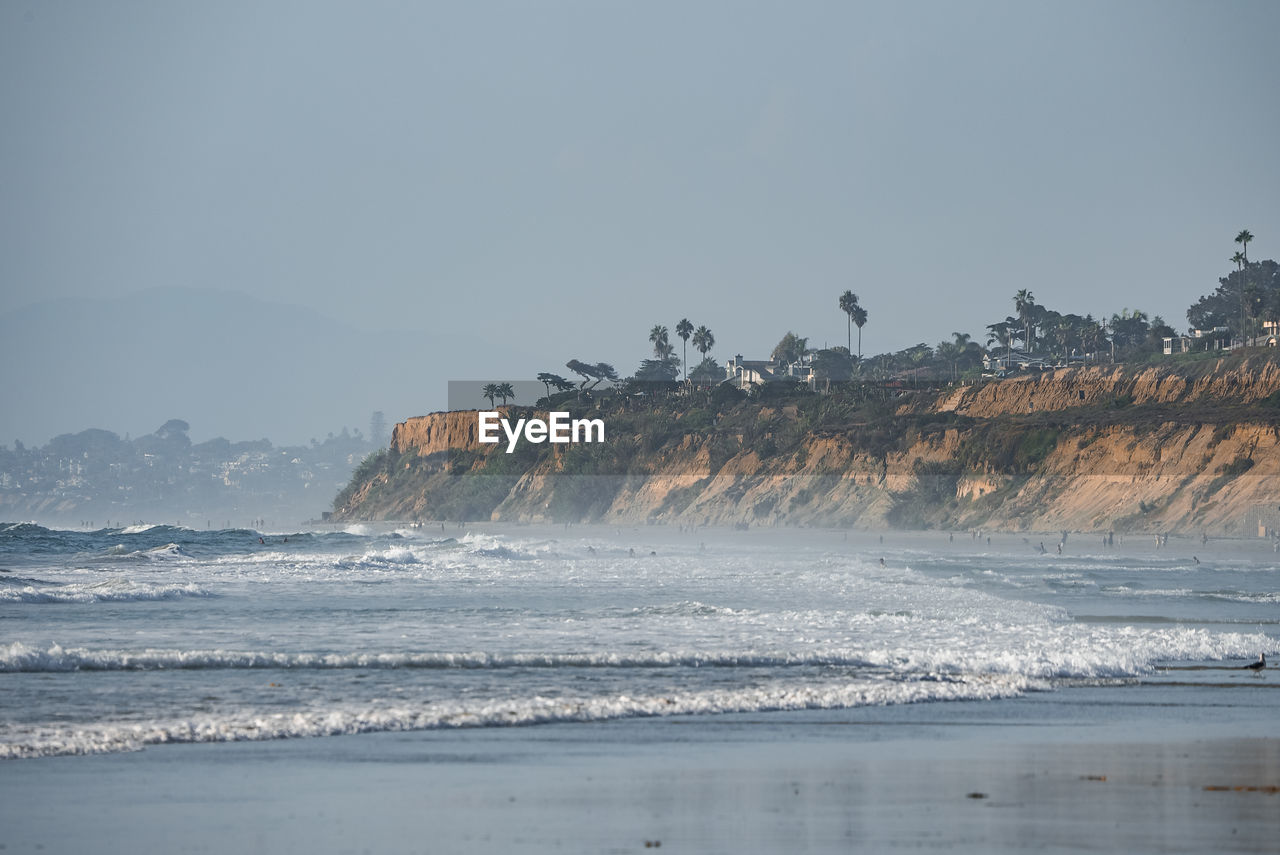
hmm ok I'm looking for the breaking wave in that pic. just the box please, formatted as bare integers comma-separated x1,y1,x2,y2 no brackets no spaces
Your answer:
0,674,1038,759
0,580,212,604
4,626,1270,677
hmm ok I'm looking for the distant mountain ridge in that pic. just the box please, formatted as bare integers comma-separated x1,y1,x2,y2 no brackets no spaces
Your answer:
0,287,519,447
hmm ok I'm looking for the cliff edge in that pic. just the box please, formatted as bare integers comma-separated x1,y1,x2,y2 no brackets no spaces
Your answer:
334,354,1280,535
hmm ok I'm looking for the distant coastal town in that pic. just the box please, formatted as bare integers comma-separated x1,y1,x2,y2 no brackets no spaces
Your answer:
0,418,380,528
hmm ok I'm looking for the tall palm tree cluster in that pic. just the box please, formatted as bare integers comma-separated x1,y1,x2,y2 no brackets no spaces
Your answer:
985,290,1114,361
1188,228,1280,345
643,320,717,384
480,382,515,408
1182,230,1274,343
838,291,868,360
1235,229,1253,340
526,230,1270,399
934,332,984,381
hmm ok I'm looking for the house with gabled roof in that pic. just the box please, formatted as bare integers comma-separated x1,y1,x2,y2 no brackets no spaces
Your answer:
725,354,815,390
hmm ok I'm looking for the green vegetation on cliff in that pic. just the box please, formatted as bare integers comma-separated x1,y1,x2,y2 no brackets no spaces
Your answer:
335,353,1280,534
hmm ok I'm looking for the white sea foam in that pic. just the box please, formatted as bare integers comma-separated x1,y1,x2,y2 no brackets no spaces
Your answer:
0,641,881,672
1101,586,1280,604
458,532,561,560
1202,590,1280,604
5,527,1277,763
330,547,426,573
632,600,749,618
0,580,212,604
373,545,419,564
1101,586,1194,597
4,627,1271,677
0,673,1041,759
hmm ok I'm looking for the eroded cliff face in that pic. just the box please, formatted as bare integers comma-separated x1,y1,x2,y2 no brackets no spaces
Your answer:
391,408,500,457
968,422,1276,534
341,356,1280,534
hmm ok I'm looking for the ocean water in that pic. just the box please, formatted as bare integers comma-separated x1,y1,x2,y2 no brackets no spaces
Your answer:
1,522,1276,761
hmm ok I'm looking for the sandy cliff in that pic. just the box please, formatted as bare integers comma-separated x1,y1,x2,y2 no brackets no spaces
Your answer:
390,408,499,457
919,358,1280,418
337,356,1280,534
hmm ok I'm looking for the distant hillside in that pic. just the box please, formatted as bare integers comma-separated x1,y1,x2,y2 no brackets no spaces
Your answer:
332,353,1280,536
0,418,374,527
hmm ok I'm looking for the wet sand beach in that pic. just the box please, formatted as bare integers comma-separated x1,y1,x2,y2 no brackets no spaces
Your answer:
2,683,1276,854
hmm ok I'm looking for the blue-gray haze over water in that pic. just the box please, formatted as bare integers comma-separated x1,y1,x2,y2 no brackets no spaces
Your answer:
1,522,1277,760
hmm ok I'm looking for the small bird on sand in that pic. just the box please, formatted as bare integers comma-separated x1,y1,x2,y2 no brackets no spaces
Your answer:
1244,653,1266,671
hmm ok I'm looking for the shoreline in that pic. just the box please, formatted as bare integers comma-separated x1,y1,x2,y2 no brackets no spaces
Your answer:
314,518,1280,559
313,516,1272,539
2,684,1277,853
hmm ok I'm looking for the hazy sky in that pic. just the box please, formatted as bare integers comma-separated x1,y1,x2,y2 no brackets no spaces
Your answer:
3,1,1279,442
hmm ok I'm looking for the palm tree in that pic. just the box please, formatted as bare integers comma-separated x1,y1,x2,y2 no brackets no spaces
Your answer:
909,345,929,387
950,331,980,378
649,325,669,358
481,383,499,408
495,382,515,406
1234,231,1254,344
1014,289,1036,354
1044,318,1071,360
1231,250,1249,345
1235,229,1253,263
935,340,960,382
675,318,694,382
1080,315,1105,360
851,304,868,360
692,325,715,359
838,291,860,356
